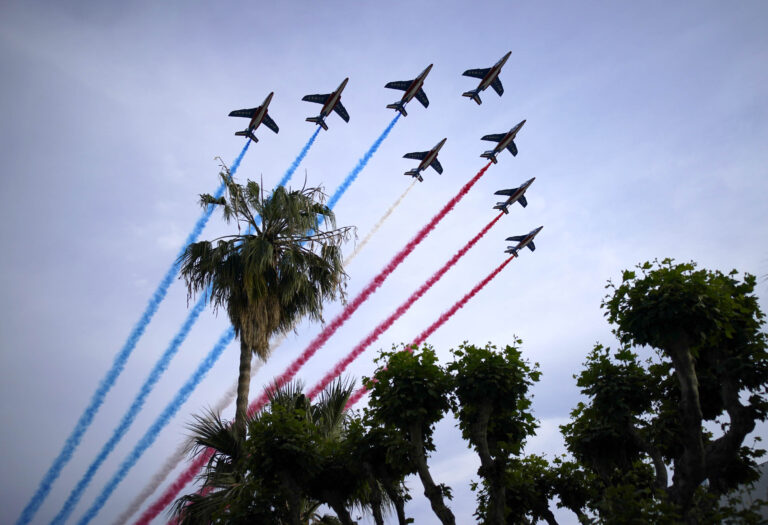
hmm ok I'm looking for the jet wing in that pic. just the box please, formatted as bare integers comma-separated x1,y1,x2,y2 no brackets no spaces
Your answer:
333,101,350,122
302,94,330,105
506,140,518,156
494,188,518,196
481,133,506,143
490,77,504,96
429,158,443,174
385,80,412,91
528,241,536,252
506,235,525,242
518,195,528,208
262,113,279,134
463,67,490,79
229,108,257,118
403,151,428,160
414,88,429,108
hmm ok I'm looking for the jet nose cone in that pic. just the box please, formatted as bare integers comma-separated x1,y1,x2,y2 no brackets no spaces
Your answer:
424,64,434,73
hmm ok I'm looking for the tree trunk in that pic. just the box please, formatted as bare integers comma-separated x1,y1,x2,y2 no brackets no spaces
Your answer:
369,482,385,525
382,483,408,525
408,422,456,525
328,500,354,525
471,403,506,525
235,338,252,440
666,337,705,514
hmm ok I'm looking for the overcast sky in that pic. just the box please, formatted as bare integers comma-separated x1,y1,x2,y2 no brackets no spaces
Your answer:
1,1,767,523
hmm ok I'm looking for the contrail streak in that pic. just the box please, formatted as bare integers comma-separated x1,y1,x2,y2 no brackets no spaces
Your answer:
14,140,251,525
135,116,408,525
345,180,417,266
307,212,504,400
346,254,516,409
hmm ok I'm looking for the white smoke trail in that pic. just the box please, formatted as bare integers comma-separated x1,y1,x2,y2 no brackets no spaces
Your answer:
108,344,276,525
345,180,417,265
117,180,417,523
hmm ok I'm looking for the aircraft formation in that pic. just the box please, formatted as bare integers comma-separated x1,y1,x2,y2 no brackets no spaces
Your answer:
228,51,543,256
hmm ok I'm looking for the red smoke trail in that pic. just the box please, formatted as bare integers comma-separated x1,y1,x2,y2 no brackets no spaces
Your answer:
134,161,492,523
307,212,504,400
346,254,516,409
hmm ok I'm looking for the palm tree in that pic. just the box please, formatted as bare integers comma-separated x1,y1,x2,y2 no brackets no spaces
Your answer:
173,379,358,524
179,168,353,437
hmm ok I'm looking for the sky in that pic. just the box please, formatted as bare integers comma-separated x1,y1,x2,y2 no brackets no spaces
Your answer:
1,1,767,523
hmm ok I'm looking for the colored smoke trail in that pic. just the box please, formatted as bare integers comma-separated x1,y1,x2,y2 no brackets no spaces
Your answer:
108,129,321,523
346,254,516,409
52,289,213,524
112,351,270,525
245,161,492,416
78,129,317,524
345,180,417,266
14,140,250,525
413,255,515,346
279,127,320,186
135,117,408,525
307,212,504,400
75,327,236,525
326,113,400,211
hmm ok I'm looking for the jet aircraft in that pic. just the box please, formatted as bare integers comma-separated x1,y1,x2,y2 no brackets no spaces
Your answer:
494,177,535,213
462,51,512,105
228,92,279,143
505,226,543,256
480,119,526,163
302,77,350,131
385,64,433,117
403,138,446,182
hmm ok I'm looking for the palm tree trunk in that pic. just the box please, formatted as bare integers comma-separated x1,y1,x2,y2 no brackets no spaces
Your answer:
235,338,252,440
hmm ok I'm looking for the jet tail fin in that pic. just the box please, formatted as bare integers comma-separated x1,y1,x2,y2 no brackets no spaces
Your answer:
404,169,423,182
235,130,258,143
462,90,482,105
386,102,408,117
306,116,328,131
493,203,509,214
480,151,498,163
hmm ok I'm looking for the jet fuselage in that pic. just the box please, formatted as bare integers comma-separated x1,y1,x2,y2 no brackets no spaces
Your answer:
398,64,433,104
248,92,274,131
496,177,535,213
318,77,349,118
415,138,446,172
493,120,526,155
506,226,543,255
477,51,511,92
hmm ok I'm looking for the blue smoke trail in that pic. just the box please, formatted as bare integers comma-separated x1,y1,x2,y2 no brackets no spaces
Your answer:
50,292,210,524
50,129,319,523
326,113,399,211
76,327,236,525
14,140,251,525
72,122,388,522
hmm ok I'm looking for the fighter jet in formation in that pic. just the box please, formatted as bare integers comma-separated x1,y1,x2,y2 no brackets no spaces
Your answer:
505,226,543,256
403,138,446,182
494,177,535,213
480,119,526,163
228,92,279,143
462,51,512,105
385,64,433,117
302,78,350,130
